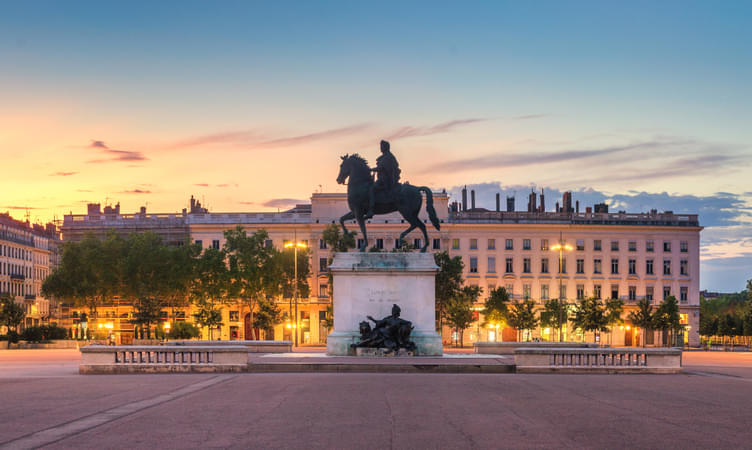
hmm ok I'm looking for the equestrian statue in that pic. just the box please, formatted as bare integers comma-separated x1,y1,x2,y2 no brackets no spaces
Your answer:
336,140,440,252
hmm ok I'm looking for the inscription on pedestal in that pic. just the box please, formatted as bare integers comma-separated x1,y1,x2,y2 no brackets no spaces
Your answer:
367,288,400,303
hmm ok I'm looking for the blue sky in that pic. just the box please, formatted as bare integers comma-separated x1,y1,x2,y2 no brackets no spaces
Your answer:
1,1,751,290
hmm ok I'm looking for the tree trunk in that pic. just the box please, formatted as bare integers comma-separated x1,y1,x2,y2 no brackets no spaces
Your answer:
642,328,646,348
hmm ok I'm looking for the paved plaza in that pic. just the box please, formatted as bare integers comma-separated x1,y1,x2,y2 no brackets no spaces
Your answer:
1,349,752,449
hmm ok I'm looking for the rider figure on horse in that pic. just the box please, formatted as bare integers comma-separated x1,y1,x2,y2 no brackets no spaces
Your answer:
366,140,401,219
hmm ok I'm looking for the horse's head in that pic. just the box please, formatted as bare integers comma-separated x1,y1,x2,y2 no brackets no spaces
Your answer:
336,154,350,185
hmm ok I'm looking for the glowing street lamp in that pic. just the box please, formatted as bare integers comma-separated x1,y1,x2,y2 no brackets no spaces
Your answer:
284,236,307,347
551,232,573,342
163,322,171,342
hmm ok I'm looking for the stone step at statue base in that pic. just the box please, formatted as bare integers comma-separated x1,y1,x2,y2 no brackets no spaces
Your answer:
355,348,415,357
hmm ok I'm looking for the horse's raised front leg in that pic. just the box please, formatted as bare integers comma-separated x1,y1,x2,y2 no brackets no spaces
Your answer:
339,211,355,236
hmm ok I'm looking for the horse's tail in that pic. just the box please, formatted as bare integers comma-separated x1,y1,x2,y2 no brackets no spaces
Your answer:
419,186,441,231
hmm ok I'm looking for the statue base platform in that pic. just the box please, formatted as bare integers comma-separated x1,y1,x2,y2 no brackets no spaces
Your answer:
325,252,442,356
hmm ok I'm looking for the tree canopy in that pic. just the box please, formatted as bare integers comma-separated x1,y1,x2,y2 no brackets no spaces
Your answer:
444,285,481,347
506,299,539,342
482,287,510,329
42,227,298,340
571,297,608,342
434,251,464,331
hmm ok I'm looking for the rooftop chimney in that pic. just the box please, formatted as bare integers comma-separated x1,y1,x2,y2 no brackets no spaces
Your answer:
527,189,537,212
506,196,515,212
495,193,500,212
461,186,467,212
471,190,476,209
539,189,545,212
576,200,579,213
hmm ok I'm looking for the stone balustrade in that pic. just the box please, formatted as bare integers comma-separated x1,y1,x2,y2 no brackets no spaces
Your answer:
474,341,599,355
514,347,682,373
80,345,248,374
166,340,292,353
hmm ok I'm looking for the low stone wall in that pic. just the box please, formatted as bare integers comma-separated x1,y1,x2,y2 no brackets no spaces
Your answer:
133,339,164,345
167,340,292,353
9,340,80,350
80,345,248,374
474,342,599,355
514,347,682,374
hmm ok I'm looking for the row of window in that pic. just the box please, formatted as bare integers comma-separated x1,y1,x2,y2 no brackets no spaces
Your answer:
0,280,34,297
0,244,33,261
468,257,690,276
0,262,33,278
484,282,689,303
453,238,690,253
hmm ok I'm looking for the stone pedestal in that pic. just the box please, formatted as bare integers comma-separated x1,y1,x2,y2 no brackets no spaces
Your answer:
326,252,442,356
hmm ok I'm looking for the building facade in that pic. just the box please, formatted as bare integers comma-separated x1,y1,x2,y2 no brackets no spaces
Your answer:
60,192,702,347
0,213,60,330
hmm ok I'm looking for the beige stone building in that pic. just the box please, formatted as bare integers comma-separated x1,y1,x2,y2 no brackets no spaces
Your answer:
0,213,60,331
60,191,702,347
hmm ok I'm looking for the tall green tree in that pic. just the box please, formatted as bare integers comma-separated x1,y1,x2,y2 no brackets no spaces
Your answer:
224,227,278,340
253,297,284,339
482,287,510,341
654,295,682,347
742,301,752,337
0,293,25,348
507,299,539,342
717,313,738,338
628,297,654,348
190,247,230,339
699,296,717,337
540,298,568,342
275,246,311,300
604,297,625,345
321,223,357,301
121,232,169,338
162,240,201,320
42,234,102,317
571,297,608,343
192,299,223,339
434,251,464,334
445,285,481,347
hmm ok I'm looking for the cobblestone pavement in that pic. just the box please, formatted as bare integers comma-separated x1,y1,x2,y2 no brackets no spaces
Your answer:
1,349,751,449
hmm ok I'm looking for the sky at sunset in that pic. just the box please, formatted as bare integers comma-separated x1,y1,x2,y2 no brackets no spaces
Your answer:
1,1,751,291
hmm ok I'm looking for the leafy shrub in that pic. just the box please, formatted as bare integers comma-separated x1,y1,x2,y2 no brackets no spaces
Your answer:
44,325,68,340
21,326,45,342
19,325,69,342
5,331,20,344
168,322,200,339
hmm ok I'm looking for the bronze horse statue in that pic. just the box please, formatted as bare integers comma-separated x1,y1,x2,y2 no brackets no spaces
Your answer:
336,153,440,252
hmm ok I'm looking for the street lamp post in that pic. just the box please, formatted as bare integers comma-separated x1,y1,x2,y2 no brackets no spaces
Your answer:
284,234,307,347
551,232,573,342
